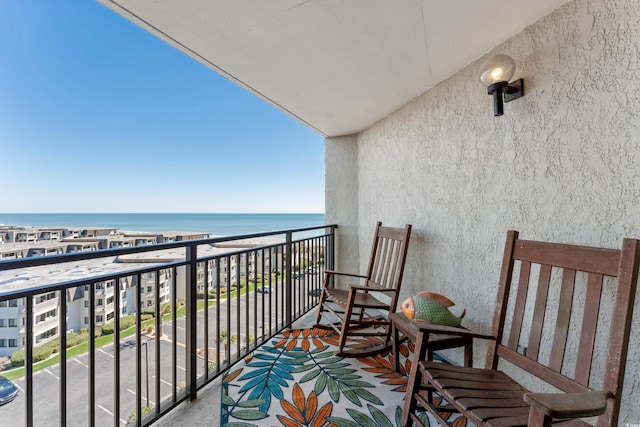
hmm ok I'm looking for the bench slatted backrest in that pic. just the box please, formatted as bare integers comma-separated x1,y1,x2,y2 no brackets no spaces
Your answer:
485,230,640,427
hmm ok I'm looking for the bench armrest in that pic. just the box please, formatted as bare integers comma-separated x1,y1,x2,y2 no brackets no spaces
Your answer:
410,319,494,340
523,390,611,419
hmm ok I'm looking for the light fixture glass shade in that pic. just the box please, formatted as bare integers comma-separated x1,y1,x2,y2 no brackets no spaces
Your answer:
479,54,516,87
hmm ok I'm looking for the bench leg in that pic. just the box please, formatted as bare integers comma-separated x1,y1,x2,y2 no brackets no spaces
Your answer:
402,330,430,427
464,339,473,367
528,406,553,427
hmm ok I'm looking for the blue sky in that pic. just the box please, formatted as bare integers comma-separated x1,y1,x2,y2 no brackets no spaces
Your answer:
0,2,325,214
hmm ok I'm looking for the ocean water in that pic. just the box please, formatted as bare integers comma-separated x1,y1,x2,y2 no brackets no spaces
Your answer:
0,213,326,237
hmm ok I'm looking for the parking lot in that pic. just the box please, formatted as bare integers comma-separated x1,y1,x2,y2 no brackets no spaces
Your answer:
0,289,286,426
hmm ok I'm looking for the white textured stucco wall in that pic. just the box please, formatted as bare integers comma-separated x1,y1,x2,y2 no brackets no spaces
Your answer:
325,0,640,422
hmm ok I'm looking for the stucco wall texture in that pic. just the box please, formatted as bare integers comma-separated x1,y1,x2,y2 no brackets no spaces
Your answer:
326,0,640,422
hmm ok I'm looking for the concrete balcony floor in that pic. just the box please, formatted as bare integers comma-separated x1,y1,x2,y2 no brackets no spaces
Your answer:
154,311,319,427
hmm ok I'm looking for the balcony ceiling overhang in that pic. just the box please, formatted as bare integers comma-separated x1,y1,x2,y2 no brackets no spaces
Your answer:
98,0,570,137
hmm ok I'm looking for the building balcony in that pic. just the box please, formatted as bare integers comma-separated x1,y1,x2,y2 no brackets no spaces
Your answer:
0,224,334,426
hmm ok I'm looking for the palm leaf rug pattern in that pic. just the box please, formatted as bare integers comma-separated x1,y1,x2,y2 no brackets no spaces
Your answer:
221,328,467,427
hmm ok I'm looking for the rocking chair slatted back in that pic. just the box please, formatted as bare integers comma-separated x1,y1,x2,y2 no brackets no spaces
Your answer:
367,224,410,291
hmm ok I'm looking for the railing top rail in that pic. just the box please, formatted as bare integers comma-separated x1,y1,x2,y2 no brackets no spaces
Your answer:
0,224,337,271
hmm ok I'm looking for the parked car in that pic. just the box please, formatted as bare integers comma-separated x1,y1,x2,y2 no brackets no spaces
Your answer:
294,273,304,279
0,376,18,405
256,286,271,294
308,288,322,298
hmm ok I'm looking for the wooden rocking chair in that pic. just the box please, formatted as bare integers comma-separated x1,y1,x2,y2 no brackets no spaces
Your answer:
403,230,640,427
314,221,412,357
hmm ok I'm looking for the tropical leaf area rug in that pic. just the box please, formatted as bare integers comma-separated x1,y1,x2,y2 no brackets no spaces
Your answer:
221,328,468,427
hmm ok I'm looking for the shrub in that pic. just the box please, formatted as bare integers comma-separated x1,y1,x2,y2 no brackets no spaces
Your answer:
120,315,136,330
101,322,115,335
101,314,136,335
67,330,89,347
196,292,205,300
11,346,53,367
140,314,154,321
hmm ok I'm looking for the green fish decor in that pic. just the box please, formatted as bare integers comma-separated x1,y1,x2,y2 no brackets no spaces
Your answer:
400,291,466,327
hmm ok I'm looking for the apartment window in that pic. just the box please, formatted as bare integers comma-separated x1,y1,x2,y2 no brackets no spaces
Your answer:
84,300,89,308
147,300,153,307
95,315,103,323
122,307,127,315
97,299,103,307
0,301,6,307
8,339,17,348
84,317,88,324
0,319,4,327
106,296,114,305
9,300,18,307
106,312,114,321
0,339,5,347
147,286,152,293
8,319,17,327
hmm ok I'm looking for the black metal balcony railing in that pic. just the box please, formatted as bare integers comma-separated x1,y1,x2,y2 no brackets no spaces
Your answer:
0,225,336,426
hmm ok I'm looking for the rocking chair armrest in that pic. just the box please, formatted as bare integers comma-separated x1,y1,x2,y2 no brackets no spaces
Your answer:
410,319,495,340
523,390,611,419
323,270,368,280
348,284,396,293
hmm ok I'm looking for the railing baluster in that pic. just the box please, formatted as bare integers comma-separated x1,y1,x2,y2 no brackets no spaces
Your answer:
25,296,34,427
235,254,240,359
114,279,121,427
244,253,249,352
89,283,96,427
171,267,177,404
185,244,197,401
226,255,231,366
60,290,67,427
215,258,221,372
154,270,161,416
135,274,142,427
204,262,209,379
261,249,265,341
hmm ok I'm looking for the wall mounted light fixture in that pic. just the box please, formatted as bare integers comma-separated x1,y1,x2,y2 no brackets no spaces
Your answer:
479,54,524,117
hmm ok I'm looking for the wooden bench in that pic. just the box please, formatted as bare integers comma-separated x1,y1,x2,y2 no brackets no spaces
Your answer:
402,230,640,427
389,312,473,372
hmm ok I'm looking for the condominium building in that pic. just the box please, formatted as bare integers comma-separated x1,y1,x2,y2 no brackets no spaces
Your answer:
0,226,286,357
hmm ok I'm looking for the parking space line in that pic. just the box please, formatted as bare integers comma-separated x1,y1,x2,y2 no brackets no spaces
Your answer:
98,348,114,358
44,368,59,380
98,404,127,425
73,357,88,368
152,376,172,386
126,389,155,406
